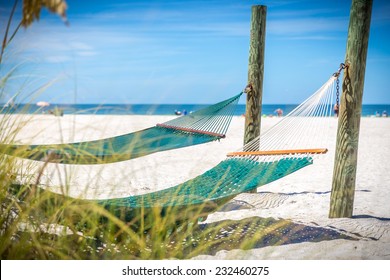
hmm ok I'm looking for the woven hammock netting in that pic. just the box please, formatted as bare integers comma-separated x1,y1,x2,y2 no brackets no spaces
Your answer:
8,73,341,211
0,92,242,164
235,74,338,162
96,74,340,209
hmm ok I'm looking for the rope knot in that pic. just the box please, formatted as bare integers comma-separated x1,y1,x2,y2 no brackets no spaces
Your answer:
244,83,253,93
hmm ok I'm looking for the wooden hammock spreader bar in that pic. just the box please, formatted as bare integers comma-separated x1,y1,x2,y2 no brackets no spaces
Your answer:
156,123,226,138
226,148,328,157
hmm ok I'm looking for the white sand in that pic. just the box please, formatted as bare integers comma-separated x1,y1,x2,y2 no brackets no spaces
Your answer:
2,114,390,259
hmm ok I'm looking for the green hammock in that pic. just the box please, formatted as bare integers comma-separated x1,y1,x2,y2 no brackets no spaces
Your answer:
23,157,312,223
95,73,338,220
1,92,242,164
98,157,312,209
9,73,339,225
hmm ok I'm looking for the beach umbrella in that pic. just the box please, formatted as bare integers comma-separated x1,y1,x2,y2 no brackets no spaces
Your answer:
36,101,50,107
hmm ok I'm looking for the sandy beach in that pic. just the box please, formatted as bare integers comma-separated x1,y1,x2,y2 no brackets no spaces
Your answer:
2,113,390,259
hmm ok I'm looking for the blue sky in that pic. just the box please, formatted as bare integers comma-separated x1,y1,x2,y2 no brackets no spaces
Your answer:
1,0,389,104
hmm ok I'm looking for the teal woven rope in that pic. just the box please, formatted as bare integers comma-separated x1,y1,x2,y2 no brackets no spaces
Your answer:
1,92,242,164
4,126,217,164
98,157,313,209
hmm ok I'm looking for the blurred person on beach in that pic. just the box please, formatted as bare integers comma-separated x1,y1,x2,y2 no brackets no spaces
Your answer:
333,103,339,117
275,108,283,117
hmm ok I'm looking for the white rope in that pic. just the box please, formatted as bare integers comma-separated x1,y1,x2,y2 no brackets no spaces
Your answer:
234,75,338,163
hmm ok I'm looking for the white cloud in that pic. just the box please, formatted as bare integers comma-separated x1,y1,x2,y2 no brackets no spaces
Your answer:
268,17,347,36
45,55,72,63
69,42,94,51
76,51,98,57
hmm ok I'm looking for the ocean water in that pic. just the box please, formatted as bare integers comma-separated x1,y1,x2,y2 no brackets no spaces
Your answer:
1,103,389,117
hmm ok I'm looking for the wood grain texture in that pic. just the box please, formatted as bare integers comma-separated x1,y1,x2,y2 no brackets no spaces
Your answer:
329,0,373,218
244,5,267,193
227,148,328,157
156,123,225,138
244,5,267,148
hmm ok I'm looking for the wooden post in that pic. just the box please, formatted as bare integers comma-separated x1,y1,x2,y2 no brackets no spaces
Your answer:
329,0,373,218
244,5,266,193
244,5,267,147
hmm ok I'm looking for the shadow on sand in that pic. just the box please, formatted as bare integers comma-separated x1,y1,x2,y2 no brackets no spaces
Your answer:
184,216,359,257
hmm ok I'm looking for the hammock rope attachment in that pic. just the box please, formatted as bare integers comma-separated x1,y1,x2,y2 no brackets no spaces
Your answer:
332,62,347,114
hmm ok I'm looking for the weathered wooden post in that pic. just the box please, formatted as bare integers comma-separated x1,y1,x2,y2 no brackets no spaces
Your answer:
244,5,266,193
329,0,373,218
244,5,267,147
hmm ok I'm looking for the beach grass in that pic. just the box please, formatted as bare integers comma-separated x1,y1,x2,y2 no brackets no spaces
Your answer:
0,108,312,259
0,62,378,259
0,138,289,260
1,1,389,262
0,113,249,259
0,58,247,259
0,127,358,260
